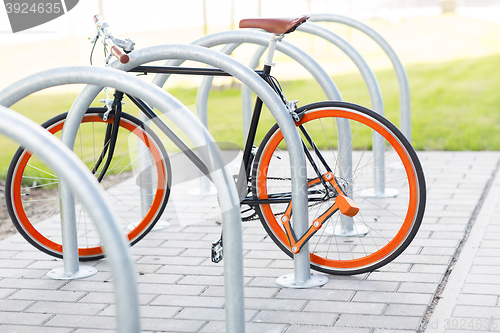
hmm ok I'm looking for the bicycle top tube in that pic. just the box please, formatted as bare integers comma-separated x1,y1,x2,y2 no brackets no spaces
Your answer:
128,65,264,77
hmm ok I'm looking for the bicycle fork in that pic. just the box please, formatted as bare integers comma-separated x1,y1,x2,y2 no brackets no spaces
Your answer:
93,90,124,182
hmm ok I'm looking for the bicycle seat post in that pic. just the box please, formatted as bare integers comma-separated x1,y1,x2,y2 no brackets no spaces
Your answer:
264,34,284,70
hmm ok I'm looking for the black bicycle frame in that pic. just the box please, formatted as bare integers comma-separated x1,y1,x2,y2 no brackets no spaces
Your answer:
107,63,330,207
127,64,271,184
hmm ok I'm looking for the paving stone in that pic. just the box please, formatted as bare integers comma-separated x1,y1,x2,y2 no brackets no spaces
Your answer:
0,325,71,332
9,289,86,302
44,314,116,330
129,246,185,257
0,268,46,279
151,295,225,308
72,329,113,333
0,259,35,269
367,271,443,283
100,304,181,318
304,300,385,315
384,304,428,316
0,288,21,299
375,263,411,273
452,305,500,318
202,286,279,299
391,254,451,266
462,283,500,295
0,312,52,326
60,280,115,293
456,294,497,306
244,298,307,311
275,288,353,301
319,280,398,292
398,282,439,294
335,314,421,330
352,291,433,305
155,264,224,276
138,283,206,295
201,321,287,332
177,275,227,286
243,250,291,260
135,255,206,266
410,264,449,274
286,324,371,333
78,292,155,305
174,307,257,321
253,310,337,326
27,301,106,315
135,272,182,284
0,299,33,311
465,273,500,284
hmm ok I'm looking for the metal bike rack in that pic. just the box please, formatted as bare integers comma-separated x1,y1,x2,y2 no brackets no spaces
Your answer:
190,33,345,198
189,28,391,237
233,22,404,202
0,64,248,333
0,104,140,333
296,22,398,233
50,44,308,331
147,33,342,288
310,13,412,142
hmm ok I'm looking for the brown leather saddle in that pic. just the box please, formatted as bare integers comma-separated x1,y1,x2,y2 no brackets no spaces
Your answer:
239,15,310,35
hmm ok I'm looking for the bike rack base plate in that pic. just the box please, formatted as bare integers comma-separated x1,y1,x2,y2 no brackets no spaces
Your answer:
276,273,329,289
46,266,98,280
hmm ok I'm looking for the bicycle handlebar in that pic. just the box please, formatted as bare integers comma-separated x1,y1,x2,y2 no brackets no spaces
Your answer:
93,14,130,64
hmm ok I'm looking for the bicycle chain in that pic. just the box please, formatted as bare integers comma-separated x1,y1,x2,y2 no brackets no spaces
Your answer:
242,177,325,222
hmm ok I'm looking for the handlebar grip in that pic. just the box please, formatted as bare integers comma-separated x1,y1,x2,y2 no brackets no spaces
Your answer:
93,14,102,25
110,45,129,64
93,14,108,28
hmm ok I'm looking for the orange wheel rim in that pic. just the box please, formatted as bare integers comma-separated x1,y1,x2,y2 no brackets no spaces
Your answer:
11,115,167,257
256,108,418,269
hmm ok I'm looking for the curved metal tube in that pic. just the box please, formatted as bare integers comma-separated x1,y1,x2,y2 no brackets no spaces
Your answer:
298,22,384,114
310,13,412,141
156,31,344,283
0,105,140,333
10,41,307,329
119,45,308,290
297,22,386,195
170,30,356,257
0,64,247,333
152,30,343,101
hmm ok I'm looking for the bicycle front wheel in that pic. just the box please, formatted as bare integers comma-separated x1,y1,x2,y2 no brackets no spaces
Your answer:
252,101,425,275
6,109,171,261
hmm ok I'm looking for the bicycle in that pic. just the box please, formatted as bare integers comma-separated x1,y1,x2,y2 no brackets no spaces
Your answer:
5,15,426,275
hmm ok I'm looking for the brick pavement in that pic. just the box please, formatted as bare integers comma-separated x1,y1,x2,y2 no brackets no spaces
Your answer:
0,151,498,332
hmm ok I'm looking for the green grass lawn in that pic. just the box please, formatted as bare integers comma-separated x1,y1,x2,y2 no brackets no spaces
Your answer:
1,52,500,179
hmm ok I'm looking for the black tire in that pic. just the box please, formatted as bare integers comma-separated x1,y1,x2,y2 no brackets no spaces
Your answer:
252,101,426,275
5,109,171,261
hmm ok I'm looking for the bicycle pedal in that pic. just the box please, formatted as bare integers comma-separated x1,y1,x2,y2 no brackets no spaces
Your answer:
211,238,223,263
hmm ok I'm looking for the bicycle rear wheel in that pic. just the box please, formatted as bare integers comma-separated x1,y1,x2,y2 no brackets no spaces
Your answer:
5,109,171,261
252,101,425,275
